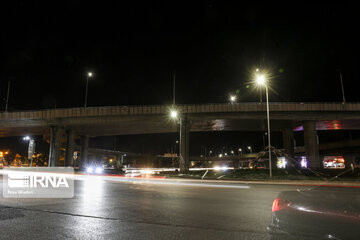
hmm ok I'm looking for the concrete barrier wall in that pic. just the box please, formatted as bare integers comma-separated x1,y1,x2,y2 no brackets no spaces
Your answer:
2,103,360,121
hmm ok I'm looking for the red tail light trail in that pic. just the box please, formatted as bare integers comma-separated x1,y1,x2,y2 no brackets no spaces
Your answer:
272,198,291,212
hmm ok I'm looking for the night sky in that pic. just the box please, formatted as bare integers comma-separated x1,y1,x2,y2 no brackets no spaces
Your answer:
1,2,360,156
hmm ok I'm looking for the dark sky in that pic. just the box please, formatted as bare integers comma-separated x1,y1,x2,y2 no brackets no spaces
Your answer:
1,1,360,110
1,2,360,156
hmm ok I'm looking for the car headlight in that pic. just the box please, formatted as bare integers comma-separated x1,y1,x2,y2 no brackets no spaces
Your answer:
95,167,103,174
86,167,93,173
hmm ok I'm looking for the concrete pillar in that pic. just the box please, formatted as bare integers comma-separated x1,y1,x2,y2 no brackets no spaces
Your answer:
80,136,89,168
114,155,118,169
115,154,122,169
65,129,76,167
303,121,320,169
48,126,63,167
121,155,124,167
233,159,240,169
282,128,294,157
179,117,190,173
344,154,353,169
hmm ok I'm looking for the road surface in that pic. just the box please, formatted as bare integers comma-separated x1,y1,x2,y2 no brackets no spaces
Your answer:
0,175,316,239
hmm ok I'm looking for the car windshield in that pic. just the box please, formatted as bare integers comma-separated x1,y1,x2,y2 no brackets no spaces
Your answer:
1,2,359,240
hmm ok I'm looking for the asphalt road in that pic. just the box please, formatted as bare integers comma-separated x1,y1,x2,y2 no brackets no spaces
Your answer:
0,175,311,240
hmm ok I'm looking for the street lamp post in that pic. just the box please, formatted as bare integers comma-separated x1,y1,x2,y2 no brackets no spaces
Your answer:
23,136,35,167
84,72,93,108
336,70,346,104
175,140,179,156
256,73,272,178
170,109,182,169
5,81,10,112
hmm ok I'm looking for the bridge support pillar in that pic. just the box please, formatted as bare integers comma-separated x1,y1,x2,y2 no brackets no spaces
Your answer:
116,154,123,169
49,126,63,167
233,159,240,169
114,155,119,169
179,117,190,173
282,128,294,157
65,129,75,167
80,136,89,168
303,121,320,169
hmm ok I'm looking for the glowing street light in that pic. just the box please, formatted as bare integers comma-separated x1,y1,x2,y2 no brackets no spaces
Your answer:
170,109,178,119
84,72,93,108
256,74,266,85
247,146,252,153
229,95,236,104
255,72,272,178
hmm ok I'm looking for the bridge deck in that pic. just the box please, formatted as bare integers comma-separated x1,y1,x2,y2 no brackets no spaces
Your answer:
1,103,360,137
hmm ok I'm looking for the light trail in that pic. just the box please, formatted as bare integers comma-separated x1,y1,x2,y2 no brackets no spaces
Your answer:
74,174,251,189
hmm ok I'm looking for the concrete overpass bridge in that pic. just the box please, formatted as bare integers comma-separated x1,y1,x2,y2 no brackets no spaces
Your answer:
2,102,360,171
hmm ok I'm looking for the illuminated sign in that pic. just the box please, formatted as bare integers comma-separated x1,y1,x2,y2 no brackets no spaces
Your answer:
323,156,345,169
300,156,307,168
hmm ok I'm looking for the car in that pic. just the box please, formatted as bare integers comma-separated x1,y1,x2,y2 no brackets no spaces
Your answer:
268,186,360,239
85,165,104,174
